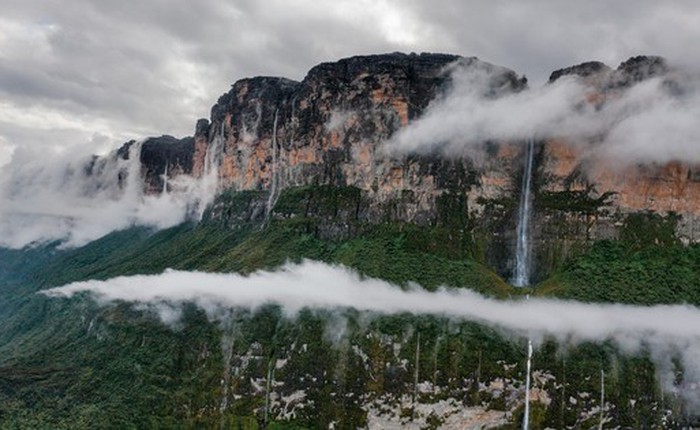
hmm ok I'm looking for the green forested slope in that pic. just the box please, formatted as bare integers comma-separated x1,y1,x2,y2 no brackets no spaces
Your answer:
0,188,696,428
537,212,700,305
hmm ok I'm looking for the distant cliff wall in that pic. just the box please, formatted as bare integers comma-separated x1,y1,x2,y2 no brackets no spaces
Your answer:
132,53,700,281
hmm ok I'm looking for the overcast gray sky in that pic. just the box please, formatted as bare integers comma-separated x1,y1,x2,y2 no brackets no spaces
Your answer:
2,0,700,166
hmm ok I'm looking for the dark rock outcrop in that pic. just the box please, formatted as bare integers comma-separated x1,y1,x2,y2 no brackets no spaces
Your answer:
548,56,669,89
138,135,195,193
610,55,668,88
548,61,611,83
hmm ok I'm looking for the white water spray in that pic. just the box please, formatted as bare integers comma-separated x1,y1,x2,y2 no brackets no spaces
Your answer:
513,138,535,288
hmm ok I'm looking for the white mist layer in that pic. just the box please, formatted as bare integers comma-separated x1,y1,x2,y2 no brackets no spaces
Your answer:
43,260,700,404
386,63,700,164
0,141,217,248
42,260,700,344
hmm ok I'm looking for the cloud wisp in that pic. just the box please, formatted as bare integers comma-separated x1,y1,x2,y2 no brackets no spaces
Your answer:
385,61,700,165
41,260,700,344
0,141,216,249
44,260,700,405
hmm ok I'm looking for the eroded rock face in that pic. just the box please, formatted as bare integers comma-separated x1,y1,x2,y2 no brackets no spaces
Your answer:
204,53,526,221
133,52,700,280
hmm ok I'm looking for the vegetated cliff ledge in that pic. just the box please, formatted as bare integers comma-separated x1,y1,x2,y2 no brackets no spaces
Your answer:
124,52,698,282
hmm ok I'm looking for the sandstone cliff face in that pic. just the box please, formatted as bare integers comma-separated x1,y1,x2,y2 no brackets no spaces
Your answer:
198,54,535,277
197,53,527,230
135,53,700,281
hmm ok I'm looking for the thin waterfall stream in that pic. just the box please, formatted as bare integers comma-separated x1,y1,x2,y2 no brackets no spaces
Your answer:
161,162,169,195
523,339,533,430
513,138,535,430
513,137,535,288
265,108,280,222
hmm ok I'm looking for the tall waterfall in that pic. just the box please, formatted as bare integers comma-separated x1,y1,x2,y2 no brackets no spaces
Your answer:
513,138,535,287
514,138,535,430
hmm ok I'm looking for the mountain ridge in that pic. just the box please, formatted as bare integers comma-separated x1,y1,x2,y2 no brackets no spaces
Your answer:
114,52,699,282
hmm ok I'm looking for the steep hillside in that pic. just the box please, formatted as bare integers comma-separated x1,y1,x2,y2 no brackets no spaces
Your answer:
0,215,689,429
